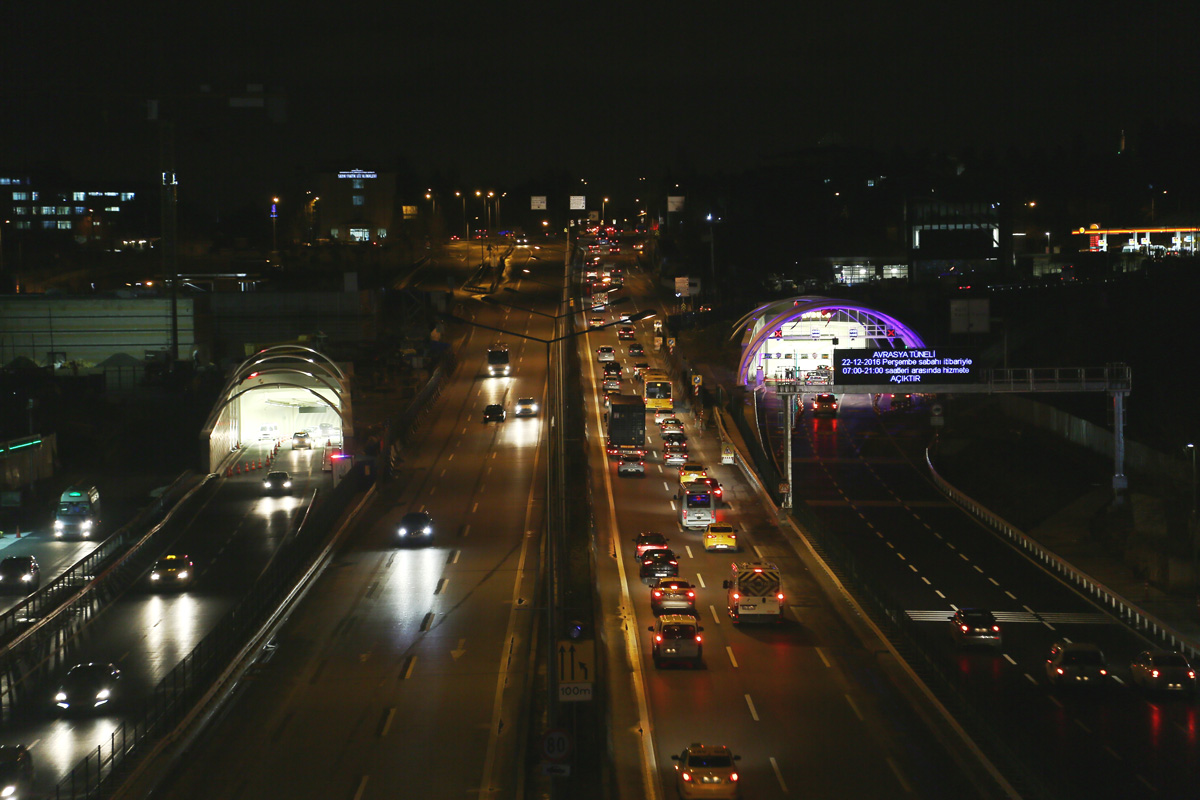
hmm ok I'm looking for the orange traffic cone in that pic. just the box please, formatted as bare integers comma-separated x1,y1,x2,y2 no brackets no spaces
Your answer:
258,459,263,470
326,439,333,447
235,464,241,474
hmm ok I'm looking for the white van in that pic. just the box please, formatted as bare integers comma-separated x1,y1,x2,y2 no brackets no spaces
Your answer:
55,486,102,539
258,424,279,440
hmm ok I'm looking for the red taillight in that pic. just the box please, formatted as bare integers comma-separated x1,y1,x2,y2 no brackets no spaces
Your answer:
777,593,785,601
1189,671,1196,679
992,625,1000,632
687,591,694,598
695,635,702,643
643,560,652,565
1056,667,1064,675
1100,669,1108,676
1152,669,1160,678
729,773,738,782
960,625,970,633
681,772,691,782
732,592,740,600
655,634,662,643
652,591,662,598
669,560,677,565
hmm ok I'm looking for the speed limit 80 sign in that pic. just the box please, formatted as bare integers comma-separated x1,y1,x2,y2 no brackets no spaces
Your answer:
542,729,572,763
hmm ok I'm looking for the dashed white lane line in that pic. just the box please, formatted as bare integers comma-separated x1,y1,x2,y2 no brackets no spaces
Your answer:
958,553,969,562
709,605,721,625
921,577,931,585
973,565,984,573
908,564,918,573
1048,695,1063,708
696,574,706,588
815,646,832,668
1104,745,1122,760
770,757,789,793
1075,719,1092,734
753,545,766,559
726,646,739,668
1003,654,1017,666
1005,591,1017,600
1023,604,1037,615
380,707,396,737
988,577,999,585
451,550,461,564
935,590,946,599
662,481,670,492
885,757,912,794
745,694,759,721
844,694,864,721
352,775,370,800
1025,673,1038,686
685,546,694,559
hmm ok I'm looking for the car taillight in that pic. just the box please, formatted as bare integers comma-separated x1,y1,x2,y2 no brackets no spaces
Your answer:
695,635,702,643
730,773,738,782
961,625,970,632
655,635,662,643
652,591,662,598
1152,670,1160,678
992,625,1000,632
777,593,785,601
669,560,677,565
732,592,740,600
681,772,691,782
644,560,652,565
1190,671,1196,679
687,591,694,598
1056,667,1064,675
1100,669,1107,676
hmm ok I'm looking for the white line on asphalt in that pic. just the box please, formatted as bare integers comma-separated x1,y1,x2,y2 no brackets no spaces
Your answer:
685,546,693,559
1075,719,1091,734
989,577,999,585
696,574,706,588
875,530,884,538
950,603,959,611
447,453,454,461
1025,673,1038,685
429,486,437,496
973,566,983,573
439,468,446,477
885,757,912,794
472,503,478,513
353,775,370,800
933,532,942,539
1043,621,1056,631
958,553,969,561
1003,654,1017,666
815,646,832,668
726,646,738,668
1048,694,1063,708
908,564,918,573
844,694,864,721
921,577,931,585
896,552,906,560
1023,604,1036,615
709,604,721,624
452,550,461,564
1005,590,1016,599
753,545,765,559
1105,746,1122,760
745,694,759,721
935,590,945,599
435,579,448,595
380,707,396,737
663,481,670,492
1136,775,1155,791
669,499,676,511
770,757,788,793
886,541,895,549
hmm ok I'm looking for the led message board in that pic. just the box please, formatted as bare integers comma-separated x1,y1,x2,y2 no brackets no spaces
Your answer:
833,349,978,385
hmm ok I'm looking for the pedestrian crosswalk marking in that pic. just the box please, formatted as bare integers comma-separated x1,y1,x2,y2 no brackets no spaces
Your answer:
906,610,1114,625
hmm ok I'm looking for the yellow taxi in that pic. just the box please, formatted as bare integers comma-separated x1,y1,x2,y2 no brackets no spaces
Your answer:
678,463,707,487
703,523,738,553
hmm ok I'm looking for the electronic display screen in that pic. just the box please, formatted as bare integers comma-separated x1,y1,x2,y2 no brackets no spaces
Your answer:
833,349,978,385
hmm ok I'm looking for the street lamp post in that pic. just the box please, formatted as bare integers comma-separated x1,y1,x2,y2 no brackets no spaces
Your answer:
455,191,468,240
270,196,280,267
602,197,609,224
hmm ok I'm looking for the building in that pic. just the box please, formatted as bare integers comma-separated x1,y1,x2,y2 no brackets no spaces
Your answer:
311,169,396,245
0,174,150,250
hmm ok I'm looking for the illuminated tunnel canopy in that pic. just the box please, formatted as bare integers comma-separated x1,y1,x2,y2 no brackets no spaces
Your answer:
201,346,354,470
733,296,926,386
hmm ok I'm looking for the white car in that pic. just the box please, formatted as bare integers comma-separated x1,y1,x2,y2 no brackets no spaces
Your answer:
597,346,616,362
515,397,539,416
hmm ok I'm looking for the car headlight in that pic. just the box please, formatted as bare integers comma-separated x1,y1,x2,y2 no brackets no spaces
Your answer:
283,481,291,488
21,574,31,582
176,571,188,580
54,519,64,529
398,527,408,536
96,689,111,700
150,573,161,580
263,480,270,486
82,520,93,530
423,526,432,534
55,691,67,702
3,784,17,797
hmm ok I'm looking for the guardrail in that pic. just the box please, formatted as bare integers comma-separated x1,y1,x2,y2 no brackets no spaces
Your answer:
926,447,1200,660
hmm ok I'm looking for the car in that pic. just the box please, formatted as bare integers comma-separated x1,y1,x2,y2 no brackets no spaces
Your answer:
639,549,680,581
619,311,634,323
397,511,435,544
1130,650,1197,693
262,471,292,494
663,449,689,466
603,376,622,392
55,662,121,713
1045,642,1109,687
291,431,312,450
663,439,687,456
671,743,741,798
699,476,723,503
148,554,194,590
617,326,636,340
950,608,1002,649
589,316,605,328
662,431,687,449
651,579,697,615
596,346,616,362
617,454,645,476
0,744,34,799
632,532,670,559
649,614,703,668
516,234,529,246
483,404,506,422
659,416,685,434
0,556,40,594
703,523,739,552
515,397,539,416
811,393,839,417
602,361,623,377
890,393,913,411
678,463,707,486
632,361,650,379
628,343,645,356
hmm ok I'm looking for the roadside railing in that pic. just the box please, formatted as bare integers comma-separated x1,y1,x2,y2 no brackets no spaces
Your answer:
926,448,1200,660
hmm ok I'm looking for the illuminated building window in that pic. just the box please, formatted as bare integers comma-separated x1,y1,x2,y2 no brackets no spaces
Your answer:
73,191,86,201
352,179,364,189
352,195,365,206
42,220,56,229
39,206,54,215
75,207,86,214
57,220,72,230
350,227,370,242
105,206,120,212
120,192,135,201
330,228,339,238
14,221,29,229
12,206,26,215
0,178,10,185
12,191,28,201
57,206,71,215
377,228,387,239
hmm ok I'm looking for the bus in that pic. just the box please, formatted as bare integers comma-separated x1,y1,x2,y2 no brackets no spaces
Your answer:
487,343,511,377
642,369,673,411
680,481,715,529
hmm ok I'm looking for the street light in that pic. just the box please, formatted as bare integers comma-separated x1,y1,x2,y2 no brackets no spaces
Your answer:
455,191,468,240
602,197,609,224
270,196,280,263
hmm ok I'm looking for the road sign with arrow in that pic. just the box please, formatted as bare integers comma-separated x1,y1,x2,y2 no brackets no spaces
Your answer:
557,639,594,702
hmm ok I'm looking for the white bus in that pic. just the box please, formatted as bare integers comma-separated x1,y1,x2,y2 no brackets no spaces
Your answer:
680,481,715,530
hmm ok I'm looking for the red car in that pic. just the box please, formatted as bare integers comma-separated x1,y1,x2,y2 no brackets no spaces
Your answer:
632,532,670,559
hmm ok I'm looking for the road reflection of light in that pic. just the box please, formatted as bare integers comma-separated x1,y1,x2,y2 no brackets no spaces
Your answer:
508,416,541,448
385,547,445,632
1184,705,1198,748
1147,701,1163,749
141,593,199,682
40,712,120,776
254,494,302,521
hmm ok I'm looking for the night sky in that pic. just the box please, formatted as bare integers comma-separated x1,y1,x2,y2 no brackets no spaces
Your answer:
4,2,1198,193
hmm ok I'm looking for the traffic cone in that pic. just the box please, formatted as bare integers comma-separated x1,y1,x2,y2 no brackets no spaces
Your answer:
258,459,263,470
327,439,333,447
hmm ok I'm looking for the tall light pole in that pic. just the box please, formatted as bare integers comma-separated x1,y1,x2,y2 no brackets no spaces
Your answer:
455,190,468,240
602,197,609,224
1189,443,1197,597
271,196,280,264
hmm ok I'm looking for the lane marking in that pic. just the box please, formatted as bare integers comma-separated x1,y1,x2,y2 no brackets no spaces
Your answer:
1048,695,1063,708
885,757,912,794
770,757,788,793
435,578,448,595
709,605,721,625
380,707,396,737
815,646,832,668
1075,719,1091,734
935,590,945,599
451,549,461,564
988,577,999,586
973,566,983,574
352,775,370,800
400,656,416,680
726,646,738,668
1025,673,1038,685
696,574,706,588
461,524,471,538
1003,654,1017,665
908,564,918,573
685,546,694,559
1005,591,1016,600
753,545,766,559
844,694,864,721
1104,746,1122,760
920,577,931,585
745,694,759,721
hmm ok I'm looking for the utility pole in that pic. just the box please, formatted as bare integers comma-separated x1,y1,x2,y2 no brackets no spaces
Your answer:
159,120,179,364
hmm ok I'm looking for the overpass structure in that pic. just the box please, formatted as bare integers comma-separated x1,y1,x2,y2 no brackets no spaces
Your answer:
199,345,352,472
730,296,1133,501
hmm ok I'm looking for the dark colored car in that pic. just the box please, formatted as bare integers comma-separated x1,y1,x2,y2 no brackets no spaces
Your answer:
397,511,435,544
632,532,670,559
639,549,680,581
55,662,122,713
0,744,34,799
603,361,623,377
811,393,839,417
950,608,1002,649
1131,650,1197,693
0,556,40,594
628,343,645,356
483,404,506,423
262,471,292,494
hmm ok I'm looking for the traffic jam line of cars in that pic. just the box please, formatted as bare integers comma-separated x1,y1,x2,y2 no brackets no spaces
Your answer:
590,302,771,798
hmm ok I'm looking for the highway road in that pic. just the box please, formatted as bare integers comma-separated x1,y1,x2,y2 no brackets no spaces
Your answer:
761,379,1200,798
152,245,555,798
5,437,329,797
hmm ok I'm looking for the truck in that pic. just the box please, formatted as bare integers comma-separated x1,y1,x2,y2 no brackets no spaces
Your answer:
486,343,511,377
722,561,784,624
605,394,646,458
54,485,102,539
